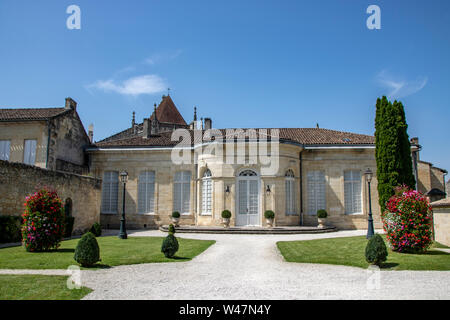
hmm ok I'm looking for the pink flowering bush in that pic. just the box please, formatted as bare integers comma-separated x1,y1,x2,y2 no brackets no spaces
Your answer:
21,188,65,252
381,185,433,253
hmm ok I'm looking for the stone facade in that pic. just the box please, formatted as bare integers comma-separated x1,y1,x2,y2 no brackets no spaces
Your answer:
0,98,91,174
0,160,101,234
89,142,383,230
431,198,450,246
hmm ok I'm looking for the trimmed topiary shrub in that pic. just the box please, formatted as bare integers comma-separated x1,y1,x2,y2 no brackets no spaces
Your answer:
317,209,327,219
172,211,180,218
0,216,22,243
90,222,102,237
382,185,433,253
365,234,388,266
161,234,179,258
21,188,65,252
221,210,232,219
74,232,101,267
264,210,275,219
64,216,75,238
168,224,176,234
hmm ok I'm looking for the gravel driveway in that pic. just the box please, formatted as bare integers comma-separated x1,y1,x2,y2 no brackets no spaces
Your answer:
77,230,450,300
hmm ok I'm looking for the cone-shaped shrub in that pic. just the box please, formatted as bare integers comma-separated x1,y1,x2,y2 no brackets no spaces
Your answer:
168,224,176,234
21,188,65,252
365,234,388,266
90,222,102,237
74,232,100,267
161,234,179,258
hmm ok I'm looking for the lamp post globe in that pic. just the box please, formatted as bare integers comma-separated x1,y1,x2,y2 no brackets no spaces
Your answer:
119,171,128,239
365,168,375,239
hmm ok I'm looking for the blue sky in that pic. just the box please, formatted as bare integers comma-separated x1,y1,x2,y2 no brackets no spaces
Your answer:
0,0,449,177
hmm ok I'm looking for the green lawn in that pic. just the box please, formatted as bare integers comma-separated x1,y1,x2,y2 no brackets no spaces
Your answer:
277,235,450,271
0,275,92,300
0,236,215,269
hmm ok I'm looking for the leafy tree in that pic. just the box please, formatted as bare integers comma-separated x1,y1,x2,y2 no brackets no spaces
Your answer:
375,97,415,212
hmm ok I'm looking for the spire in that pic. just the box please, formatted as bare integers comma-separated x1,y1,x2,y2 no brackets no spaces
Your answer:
132,111,135,127
194,106,197,122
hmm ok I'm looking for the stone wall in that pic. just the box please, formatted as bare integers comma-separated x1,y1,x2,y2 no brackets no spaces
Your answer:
0,160,101,235
431,198,450,246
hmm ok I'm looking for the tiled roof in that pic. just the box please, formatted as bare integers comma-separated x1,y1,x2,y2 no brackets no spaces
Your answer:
0,107,68,121
150,95,187,125
94,127,375,148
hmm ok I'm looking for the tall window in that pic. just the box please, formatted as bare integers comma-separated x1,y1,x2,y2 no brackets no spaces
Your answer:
0,140,10,161
24,139,37,165
285,169,296,215
101,171,119,213
344,170,362,214
138,171,155,214
174,171,191,214
307,170,326,215
202,169,212,214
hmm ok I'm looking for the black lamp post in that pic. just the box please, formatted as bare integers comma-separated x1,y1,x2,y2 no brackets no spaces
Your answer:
118,171,128,239
365,168,375,239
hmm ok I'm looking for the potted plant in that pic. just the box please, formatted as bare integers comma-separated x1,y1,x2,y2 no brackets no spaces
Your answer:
171,211,180,227
316,209,327,228
264,210,275,227
221,210,232,227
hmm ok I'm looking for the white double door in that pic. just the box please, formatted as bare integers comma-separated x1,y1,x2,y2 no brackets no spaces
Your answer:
236,177,260,226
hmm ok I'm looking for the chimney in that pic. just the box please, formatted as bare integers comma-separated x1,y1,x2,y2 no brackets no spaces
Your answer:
143,118,149,138
88,124,94,143
65,97,77,110
204,117,212,130
411,137,420,160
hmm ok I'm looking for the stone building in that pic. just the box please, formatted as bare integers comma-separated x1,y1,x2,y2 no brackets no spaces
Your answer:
0,95,447,230
86,95,447,230
0,97,92,174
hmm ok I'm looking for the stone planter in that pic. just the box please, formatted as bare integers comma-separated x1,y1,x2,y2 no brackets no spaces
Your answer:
222,218,230,228
266,218,274,228
317,218,326,228
171,217,180,227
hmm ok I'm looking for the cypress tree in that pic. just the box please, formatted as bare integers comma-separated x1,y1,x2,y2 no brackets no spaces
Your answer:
375,96,416,212
393,101,416,189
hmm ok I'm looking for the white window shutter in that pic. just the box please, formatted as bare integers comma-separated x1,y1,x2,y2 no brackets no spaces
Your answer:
138,171,155,213
344,170,362,214
0,140,10,161
24,139,37,165
307,171,326,215
102,171,118,213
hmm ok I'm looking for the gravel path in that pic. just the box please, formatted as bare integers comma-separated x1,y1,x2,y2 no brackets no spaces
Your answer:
74,229,449,300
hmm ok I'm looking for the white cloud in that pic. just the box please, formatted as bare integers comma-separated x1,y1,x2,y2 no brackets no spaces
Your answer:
89,74,167,96
376,70,428,98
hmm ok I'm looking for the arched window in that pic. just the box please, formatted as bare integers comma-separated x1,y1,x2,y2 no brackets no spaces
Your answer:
285,170,295,215
138,171,155,214
239,169,257,176
173,171,191,214
202,169,212,214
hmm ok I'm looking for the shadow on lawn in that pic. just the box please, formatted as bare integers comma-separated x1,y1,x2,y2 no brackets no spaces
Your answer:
171,256,190,260
379,262,399,269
